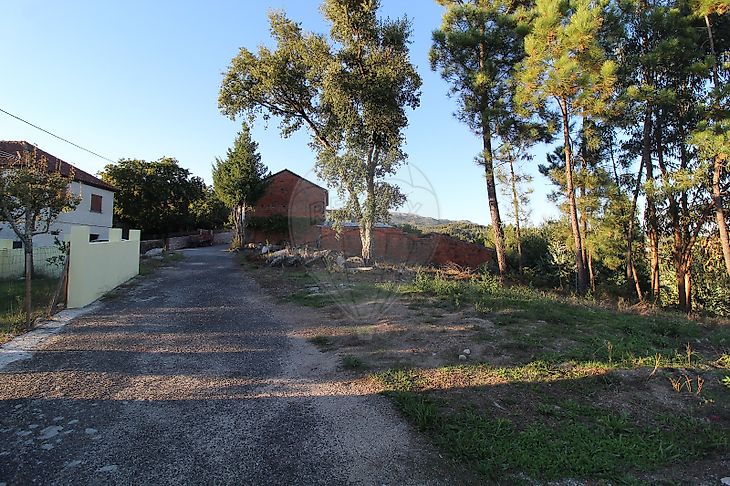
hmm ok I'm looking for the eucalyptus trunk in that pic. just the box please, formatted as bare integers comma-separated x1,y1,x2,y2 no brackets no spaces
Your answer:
360,176,376,265
560,97,589,295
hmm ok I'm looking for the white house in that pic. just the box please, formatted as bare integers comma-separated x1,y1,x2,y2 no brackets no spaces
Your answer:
0,141,117,247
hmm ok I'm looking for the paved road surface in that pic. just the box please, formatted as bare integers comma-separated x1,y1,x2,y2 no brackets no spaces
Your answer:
0,246,453,485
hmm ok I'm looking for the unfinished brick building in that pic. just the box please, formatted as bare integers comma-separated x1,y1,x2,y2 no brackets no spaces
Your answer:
246,169,495,268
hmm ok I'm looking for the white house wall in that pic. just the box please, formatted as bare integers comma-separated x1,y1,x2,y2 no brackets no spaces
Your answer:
0,182,114,247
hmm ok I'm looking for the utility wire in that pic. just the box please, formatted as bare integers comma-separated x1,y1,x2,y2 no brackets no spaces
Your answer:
0,106,115,163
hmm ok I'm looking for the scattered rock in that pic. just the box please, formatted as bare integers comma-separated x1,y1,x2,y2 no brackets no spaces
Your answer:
345,256,365,267
39,425,62,440
463,348,471,355
721,478,730,486
16,430,32,437
261,245,270,254
84,428,98,435
40,443,54,451
97,465,118,473
64,460,83,468
67,419,79,425
458,354,467,361
28,424,39,429
335,255,346,267
143,248,163,257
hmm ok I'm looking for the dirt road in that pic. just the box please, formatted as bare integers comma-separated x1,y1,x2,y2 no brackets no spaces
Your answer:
0,246,453,485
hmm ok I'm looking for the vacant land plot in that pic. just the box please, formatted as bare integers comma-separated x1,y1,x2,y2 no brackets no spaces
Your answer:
244,255,730,484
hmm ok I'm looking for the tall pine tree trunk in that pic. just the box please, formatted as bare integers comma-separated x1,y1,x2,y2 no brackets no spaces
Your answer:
482,125,508,276
560,97,589,295
713,161,730,276
479,36,507,276
508,157,523,273
645,117,660,301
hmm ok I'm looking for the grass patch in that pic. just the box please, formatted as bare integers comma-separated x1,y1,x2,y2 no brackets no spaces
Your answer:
402,272,730,366
0,278,60,341
388,392,726,481
139,251,185,275
309,335,333,350
341,355,365,370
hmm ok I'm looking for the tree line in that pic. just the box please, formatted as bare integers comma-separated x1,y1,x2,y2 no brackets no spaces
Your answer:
217,0,729,313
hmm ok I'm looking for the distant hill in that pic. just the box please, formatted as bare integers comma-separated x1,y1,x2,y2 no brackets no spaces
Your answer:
389,212,480,229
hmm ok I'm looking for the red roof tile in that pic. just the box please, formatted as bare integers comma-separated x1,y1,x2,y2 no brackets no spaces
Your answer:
0,141,117,192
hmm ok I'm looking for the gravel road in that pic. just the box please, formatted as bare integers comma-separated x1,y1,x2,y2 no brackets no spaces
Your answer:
0,246,455,485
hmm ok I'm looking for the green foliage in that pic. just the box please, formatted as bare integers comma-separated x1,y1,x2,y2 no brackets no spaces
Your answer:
100,157,205,237
212,123,268,209
219,0,421,261
188,186,229,229
0,146,80,247
212,123,269,247
387,392,728,481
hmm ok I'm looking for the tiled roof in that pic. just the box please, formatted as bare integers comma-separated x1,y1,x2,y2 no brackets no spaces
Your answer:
0,141,117,192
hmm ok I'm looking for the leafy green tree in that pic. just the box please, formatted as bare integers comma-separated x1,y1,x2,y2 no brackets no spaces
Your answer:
100,157,205,238
212,123,269,248
690,0,730,276
189,186,229,230
430,0,533,276
0,145,80,328
516,0,617,294
219,0,421,263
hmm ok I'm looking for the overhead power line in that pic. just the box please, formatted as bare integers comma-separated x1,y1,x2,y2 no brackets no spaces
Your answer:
0,106,115,163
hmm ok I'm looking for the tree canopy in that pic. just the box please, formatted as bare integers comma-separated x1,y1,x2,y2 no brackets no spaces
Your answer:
219,0,421,262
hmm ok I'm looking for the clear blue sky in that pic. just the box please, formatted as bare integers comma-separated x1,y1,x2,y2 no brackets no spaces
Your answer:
0,0,558,226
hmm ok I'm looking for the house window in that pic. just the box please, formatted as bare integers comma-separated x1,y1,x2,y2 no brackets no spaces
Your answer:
90,194,103,213
89,234,100,242
12,241,22,249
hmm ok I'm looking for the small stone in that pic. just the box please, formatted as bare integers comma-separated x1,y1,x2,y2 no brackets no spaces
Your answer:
721,478,730,486
458,354,467,361
16,430,32,437
97,465,118,473
84,428,97,435
261,246,269,254
67,420,79,425
13,404,22,409
53,416,64,422
65,460,83,468
28,424,39,429
40,443,54,451
463,348,471,355
39,426,62,440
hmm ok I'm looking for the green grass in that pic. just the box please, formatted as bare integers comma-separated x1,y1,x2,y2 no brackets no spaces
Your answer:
402,272,730,366
385,391,727,482
341,355,365,370
139,251,185,275
309,335,333,349
0,278,59,339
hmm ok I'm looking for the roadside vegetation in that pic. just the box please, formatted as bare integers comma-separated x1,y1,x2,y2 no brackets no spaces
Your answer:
0,278,58,345
243,255,730,483
139,251,185,276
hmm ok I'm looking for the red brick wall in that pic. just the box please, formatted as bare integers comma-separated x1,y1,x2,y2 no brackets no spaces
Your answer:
246,170,327,245
253,170,327,220
318,227,495,268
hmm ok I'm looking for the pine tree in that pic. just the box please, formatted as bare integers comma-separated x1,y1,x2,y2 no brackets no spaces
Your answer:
212,123,269,249
516,0,617,294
